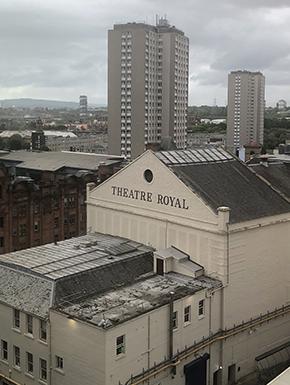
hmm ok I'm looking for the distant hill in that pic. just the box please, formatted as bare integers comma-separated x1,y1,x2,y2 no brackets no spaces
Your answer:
0,98,104,109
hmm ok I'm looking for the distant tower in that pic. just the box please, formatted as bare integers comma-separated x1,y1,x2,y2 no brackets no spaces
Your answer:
79,95,88,120
108,18,189,160
277,99,287,111
32,117,45,150
227,70,265,152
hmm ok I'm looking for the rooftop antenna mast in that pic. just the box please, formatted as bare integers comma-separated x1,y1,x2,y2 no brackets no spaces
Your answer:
156,14,158,26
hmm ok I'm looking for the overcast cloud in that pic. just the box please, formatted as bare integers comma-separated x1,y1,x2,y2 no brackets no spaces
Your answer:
0,0,289,106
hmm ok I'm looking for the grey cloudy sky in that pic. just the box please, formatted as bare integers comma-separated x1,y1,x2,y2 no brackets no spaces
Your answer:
1,0,289,106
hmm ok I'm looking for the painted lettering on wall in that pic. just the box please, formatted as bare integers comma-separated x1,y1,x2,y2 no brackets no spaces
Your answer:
111,186,189,210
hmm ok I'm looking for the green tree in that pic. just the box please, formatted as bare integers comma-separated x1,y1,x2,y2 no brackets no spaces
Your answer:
6,134,24,150
39,145,51,151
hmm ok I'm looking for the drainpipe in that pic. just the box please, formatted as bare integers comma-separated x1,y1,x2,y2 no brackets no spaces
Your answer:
48,319,52,385
226,222,230,285
148,315,151,370
169,291,174,360
219,221,230,381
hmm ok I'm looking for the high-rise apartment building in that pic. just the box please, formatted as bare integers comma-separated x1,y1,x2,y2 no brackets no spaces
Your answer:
79,95,88,120
227,70,265,151
108,18,189,160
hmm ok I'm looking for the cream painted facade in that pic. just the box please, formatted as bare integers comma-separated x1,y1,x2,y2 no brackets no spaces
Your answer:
50,286,222,385
0,242,223,385
0,303,50,385
86,149,290,384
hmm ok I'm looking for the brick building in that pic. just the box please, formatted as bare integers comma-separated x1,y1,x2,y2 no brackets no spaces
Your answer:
0,164,95,253
0,151,124,254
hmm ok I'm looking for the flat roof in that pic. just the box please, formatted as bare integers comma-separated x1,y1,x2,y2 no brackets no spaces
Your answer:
0,150,123,172
58,272,221,327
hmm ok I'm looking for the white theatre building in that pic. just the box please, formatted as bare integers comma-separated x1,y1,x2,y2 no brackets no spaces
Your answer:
87,147,290,384
1,147,290,385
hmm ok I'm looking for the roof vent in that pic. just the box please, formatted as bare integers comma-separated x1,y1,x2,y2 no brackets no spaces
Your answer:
81,241,92,248
259,155,269,168
74,244,80,250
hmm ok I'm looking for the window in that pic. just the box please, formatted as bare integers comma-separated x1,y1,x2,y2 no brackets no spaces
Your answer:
199,299,205,316
56,356,63,370
116,335,125,355
0,217,3,227
0,237,3,247
40,359,47,381
27,314,33,334
64,216,68,225
19,205,26,217
12,206,17,217
173,311,178,329
35,239,40,247
80,212,85,222
27,352,33,373
1,340,8,360
35,221,39,232
40,320,47,341
54,217,59,228
64,198,68,208
35,202,39,213
14,309,20,328
14,346,20,367
69,215,75,225
80,195,85,205
19,224,26,236
184,306,191,323
54,199,59,210
13,226,17,236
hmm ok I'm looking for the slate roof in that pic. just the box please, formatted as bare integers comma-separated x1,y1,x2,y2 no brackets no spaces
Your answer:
249,162,290,202
0,233,154,315
155,148,290,223
0,266,53,318
244,141,262,148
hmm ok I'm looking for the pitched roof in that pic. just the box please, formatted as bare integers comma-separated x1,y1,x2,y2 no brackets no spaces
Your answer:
0,233,154,312
244,141,262,148
155,148,290,223
249,162,290,202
